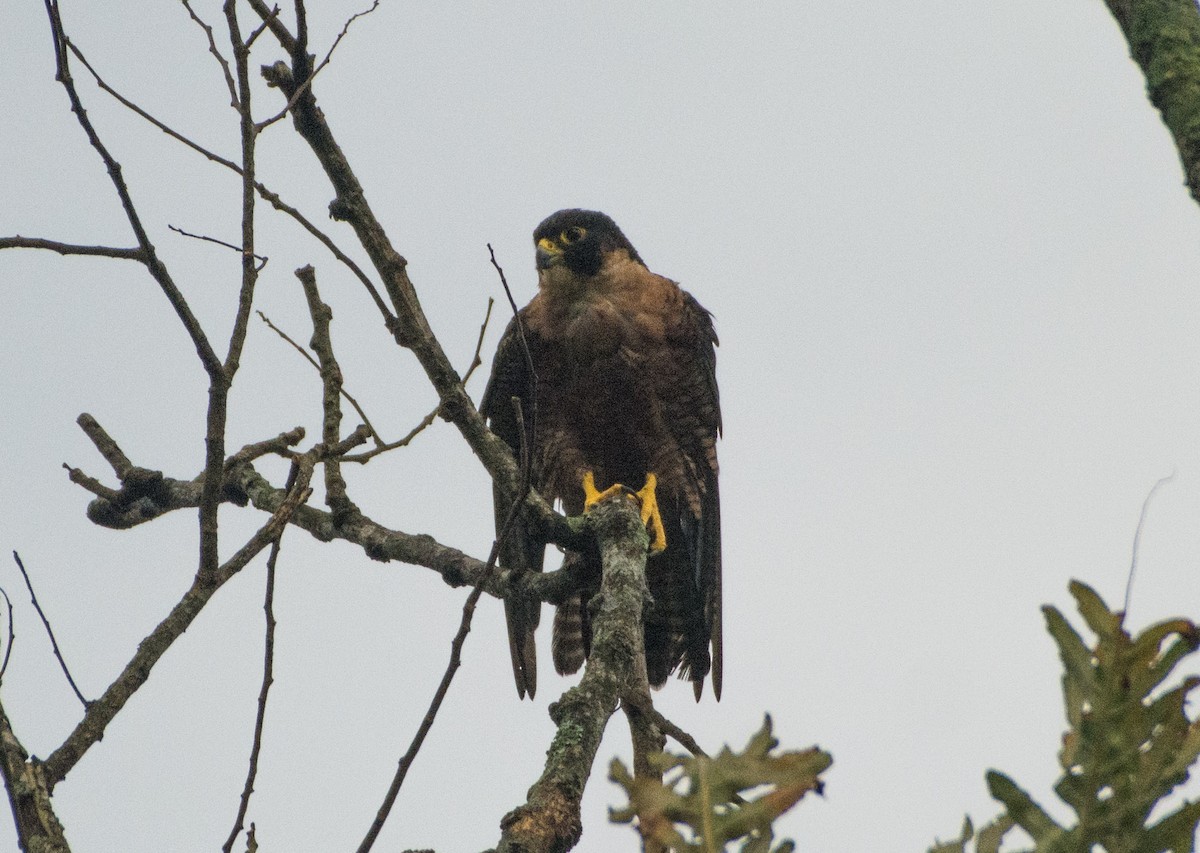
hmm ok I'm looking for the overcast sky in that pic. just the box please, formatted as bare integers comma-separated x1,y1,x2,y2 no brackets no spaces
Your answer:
4,1,1200,851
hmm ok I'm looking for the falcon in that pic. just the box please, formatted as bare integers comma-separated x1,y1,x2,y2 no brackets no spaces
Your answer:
480,209,722,701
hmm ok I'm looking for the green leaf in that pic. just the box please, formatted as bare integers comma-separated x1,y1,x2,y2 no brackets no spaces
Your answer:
610,716,830,852
961,581,1200,853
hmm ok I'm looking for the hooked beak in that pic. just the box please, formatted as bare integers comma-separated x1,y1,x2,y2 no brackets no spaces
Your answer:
535,237,563,270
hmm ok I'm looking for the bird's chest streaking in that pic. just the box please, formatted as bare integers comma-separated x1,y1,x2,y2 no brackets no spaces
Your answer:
529,265,676,503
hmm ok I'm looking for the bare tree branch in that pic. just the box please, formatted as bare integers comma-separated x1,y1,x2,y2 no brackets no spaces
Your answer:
40,437,333,789
44,0,224,380
222,497,288,853
0,588,14,686
497,493,652,853
0,695,69,852
11,552,88,709
221,0,261,379
0,237,144,260
245,0,295,50
179,0,238,107
256,311,383,446
168,224,268,271
296,265,359,519
65,413,585,612
254,0,380,132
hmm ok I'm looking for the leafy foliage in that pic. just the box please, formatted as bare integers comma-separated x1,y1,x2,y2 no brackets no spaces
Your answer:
935,580,1200,853
610,715,831,852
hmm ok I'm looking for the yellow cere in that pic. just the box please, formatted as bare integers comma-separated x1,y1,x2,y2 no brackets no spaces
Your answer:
537,236,562,255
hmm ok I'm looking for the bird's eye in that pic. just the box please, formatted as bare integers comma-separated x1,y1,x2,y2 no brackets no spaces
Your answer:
561,226,586,244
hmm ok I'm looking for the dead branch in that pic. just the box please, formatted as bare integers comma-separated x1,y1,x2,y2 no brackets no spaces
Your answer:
256,311,383,446
40,436,334,789
0,695,69,852
357,396,530,853
254,0,380,131
179,0,238,107
296,265,359,519
497,493,652,853
45,0,224,381
11,552,88,709
65,415,586,605
0,237,144,260
168,224,268,271
0,588,13,685
222,498,288,853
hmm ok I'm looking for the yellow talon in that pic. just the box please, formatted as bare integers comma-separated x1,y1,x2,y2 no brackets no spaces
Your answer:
636,473,667,554
582,471,667,553
583,470,625,510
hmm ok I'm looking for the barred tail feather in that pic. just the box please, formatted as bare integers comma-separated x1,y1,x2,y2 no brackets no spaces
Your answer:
552,594,588,675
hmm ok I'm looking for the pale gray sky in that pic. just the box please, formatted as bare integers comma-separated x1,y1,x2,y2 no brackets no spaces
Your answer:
4,1,1200,851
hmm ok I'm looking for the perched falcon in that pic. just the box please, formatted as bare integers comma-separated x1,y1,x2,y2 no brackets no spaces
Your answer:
480,209,722,701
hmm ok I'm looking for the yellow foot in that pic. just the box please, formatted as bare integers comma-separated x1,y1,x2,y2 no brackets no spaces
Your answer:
583,470,627,510
582,471,667,554
636,473,667,554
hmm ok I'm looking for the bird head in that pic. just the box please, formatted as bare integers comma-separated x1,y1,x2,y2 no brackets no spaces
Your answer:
532,209,645,285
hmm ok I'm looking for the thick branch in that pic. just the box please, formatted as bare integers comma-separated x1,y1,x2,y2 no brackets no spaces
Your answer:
0,697,69,852
41,452,318,788
1102,0,1200,205
71,448,586,607
496,494,651,853
252,49,577,544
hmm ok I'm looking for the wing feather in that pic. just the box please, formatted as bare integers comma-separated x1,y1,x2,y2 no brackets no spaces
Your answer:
659,290,722,699
480,312,544,699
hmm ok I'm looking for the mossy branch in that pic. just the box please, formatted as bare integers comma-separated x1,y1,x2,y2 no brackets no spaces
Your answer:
1101,0,1200,207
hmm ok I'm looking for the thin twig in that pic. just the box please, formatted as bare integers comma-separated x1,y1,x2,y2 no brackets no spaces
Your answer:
344,297,494,463
356,399,532,853
222,469,291,853
45,0,224,380
0,236,144,260
464,297,495,386
63,31,390,319
245,0,297,53
0,587,14,684
257,310,383,445
647,707,706,758
169,224,268,271
41,443,330,789
62,462,122,501
1123,470,1176,617
255,0,381,132
11,552,88,709
225,426,307,469
488,243,537,489
179,0,238,106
